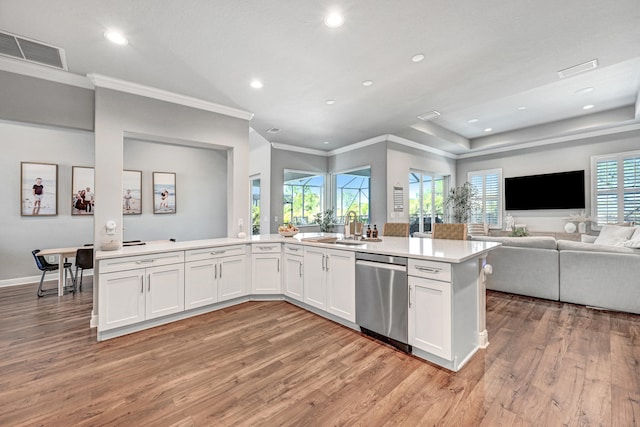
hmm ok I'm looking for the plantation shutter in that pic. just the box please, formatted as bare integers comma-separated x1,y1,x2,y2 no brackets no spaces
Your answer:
468,169,502,229
592,151,640,226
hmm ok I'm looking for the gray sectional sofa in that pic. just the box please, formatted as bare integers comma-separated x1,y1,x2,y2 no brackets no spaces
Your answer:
472,226,640,314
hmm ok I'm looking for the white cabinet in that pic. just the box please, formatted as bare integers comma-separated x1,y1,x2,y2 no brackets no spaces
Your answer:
252,243,282,294
303,246,355,321
283,244,304,301
99,251,185,331
185,245,247,307
408,275,451,360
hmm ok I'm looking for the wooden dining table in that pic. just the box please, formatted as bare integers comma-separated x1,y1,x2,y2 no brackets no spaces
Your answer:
38,246,90,296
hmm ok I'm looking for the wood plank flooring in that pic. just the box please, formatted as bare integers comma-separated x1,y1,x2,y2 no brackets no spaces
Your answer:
0,278,639,426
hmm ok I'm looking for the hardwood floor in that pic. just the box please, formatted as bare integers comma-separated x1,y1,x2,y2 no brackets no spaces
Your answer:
0,279,639,426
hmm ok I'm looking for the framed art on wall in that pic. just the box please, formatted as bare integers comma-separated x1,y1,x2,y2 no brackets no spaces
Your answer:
123,170,142,215
71,166,95,215
21,162,58,216
153,172,176,214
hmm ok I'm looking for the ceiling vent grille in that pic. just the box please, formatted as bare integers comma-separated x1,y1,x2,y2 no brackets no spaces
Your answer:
557,59,598,79
0,30,66,70
266,127,281,134
417,110,441,121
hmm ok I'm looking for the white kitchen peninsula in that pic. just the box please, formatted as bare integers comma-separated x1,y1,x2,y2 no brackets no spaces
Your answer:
94,234,499,371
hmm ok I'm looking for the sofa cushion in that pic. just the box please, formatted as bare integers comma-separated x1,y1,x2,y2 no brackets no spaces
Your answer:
594,224,636,246
557,239,640,255
471,235,557,249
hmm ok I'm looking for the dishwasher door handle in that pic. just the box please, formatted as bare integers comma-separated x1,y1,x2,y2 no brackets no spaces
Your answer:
355,260,406,272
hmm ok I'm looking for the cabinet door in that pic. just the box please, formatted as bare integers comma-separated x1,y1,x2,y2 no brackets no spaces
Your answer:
99,269,146,331
251,254,281,294
326,249,355,322
219,255,247,301
283,254,304,301
303,248,326,310
408,276,452,360
146,263,185,320
185,259,218,310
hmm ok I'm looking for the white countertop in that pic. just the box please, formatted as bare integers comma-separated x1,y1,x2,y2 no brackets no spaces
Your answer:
97,233,500,263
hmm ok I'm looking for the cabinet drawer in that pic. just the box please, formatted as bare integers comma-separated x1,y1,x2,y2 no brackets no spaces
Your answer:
408,258,451,282
252,243,281,254
99,251,185,273
185,245,247,262
283,244,304,256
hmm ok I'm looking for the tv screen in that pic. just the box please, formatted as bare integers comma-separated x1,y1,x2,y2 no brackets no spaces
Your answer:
504,170,585,210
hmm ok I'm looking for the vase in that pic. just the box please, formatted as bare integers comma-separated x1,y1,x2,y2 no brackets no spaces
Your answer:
564,222,577,233
578,222,587,234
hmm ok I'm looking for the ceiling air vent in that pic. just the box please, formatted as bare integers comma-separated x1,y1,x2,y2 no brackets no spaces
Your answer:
0,30,67,70
557,59,598,79
266,127,281,134
417,110,441,121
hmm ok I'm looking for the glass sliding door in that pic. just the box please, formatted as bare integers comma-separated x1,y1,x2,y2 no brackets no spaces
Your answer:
409,170,447,236
250,176,261,235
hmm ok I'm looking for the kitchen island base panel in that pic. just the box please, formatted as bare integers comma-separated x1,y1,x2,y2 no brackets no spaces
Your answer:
284,296,359,332
412,345,480,372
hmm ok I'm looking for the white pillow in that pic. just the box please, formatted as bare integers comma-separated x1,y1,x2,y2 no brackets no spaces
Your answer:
594,225,636,246
622,227,640,248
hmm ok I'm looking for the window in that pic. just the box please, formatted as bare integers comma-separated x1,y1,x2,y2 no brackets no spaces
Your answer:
409,171,447,235
333,168,370,224
468,169,502,229
283,171,325,226
250,176,260,235
592,151,640,226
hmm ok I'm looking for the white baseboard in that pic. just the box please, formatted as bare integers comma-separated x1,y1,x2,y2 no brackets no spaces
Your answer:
0,271,94,288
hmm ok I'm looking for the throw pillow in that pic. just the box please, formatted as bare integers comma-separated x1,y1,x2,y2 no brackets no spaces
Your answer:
594,225,636,246
622,227,640,248
467,223,488,236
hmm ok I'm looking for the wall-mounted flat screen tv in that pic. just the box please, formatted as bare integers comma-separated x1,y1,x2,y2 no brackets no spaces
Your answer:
504,170,585,210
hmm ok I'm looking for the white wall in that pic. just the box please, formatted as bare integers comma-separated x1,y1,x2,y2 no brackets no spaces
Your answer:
0,120,94,284
456,130,640,231
249,131,271,234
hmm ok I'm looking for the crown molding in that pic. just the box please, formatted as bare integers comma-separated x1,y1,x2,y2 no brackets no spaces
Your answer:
328,135,388,156
87,74,254,121
0,56,93,89
386,135,459,159
270,142,329,156
457,121,640,159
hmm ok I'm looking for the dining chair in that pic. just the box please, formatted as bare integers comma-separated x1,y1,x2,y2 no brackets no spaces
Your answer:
31,249,75,297
432,223,468,240
382,222,410,237
74,248,94,291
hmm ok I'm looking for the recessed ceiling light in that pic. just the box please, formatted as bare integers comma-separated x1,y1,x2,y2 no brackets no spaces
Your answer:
323,141,330,145
576,87,594,94
484,128,493,132
104,30,128,45
362,80,374,87
411,54,425,63
324,12,344,28
517,106,527,110
583,104,595,110
326,99,336,105
467,118,479,124
250,80,263,89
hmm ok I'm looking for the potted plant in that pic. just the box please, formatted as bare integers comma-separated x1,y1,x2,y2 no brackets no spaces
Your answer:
445,182,477,223
313,208,338,232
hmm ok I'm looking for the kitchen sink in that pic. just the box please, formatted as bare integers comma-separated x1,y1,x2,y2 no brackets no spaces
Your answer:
332,240,367,246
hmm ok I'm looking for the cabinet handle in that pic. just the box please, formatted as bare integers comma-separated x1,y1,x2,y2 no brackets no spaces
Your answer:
299,262,302,277
215,264,218,279
148,274,151,292
258,246,271,251
135,259,155,264
220,263,223,278
409,285,412,308
277,259,280,273
325,256,329,271
210,250,226,255
322,254,325,271
289,247,300,252
140,276,144,294
415,266,441,274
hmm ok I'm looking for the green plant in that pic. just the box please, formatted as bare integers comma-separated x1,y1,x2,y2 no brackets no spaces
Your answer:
313,208,338,232
445,182,478,223
509,227,530,237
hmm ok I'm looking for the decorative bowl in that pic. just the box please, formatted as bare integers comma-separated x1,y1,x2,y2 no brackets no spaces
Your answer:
279,230,299,237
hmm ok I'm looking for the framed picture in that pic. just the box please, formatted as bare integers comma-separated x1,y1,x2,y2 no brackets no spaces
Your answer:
21,162,58,216
71,166,95,215
123,170,142,215
153,172,176,214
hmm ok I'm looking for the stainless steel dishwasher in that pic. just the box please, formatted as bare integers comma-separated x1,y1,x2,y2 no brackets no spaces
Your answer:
355,252,410,353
